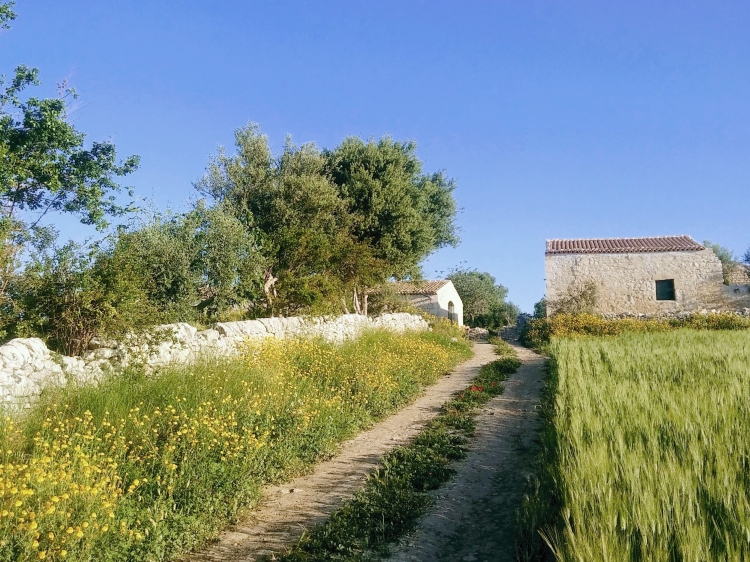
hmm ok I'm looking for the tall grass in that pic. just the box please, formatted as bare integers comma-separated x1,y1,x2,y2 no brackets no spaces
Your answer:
520,312,750,350
0,325,471,562
518,330,750,561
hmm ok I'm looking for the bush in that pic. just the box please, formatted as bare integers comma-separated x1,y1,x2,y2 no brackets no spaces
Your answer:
546,280,597,316
11,241,157,355
520,312,750,350
114,204,265,323
532,297,547,319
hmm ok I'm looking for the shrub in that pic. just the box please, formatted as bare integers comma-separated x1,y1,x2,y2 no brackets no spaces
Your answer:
546,280,597,316
11,241,156,355
114,204,265,323
533,297,547,319
520,312,750,350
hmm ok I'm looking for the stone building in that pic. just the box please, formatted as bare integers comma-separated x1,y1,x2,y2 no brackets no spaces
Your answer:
545,235,750,316
388,280,464,325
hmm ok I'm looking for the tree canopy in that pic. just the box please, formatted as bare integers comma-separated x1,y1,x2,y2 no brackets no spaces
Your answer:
704,240,739,285
447,268,518,329
196,123,459,315
0,2,140,344
1,66,139,230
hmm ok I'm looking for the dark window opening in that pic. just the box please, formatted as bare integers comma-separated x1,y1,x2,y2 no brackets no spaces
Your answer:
448,301,455,323
656,279,676,301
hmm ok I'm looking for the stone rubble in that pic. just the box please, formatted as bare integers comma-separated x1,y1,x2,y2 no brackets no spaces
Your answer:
0,313,428,408
600,308,750,320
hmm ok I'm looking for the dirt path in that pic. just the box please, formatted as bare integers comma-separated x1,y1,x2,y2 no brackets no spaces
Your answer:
184,342,498,562
386,344,546,562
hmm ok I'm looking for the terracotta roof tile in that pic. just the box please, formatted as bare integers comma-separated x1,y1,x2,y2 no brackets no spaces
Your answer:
387,280,451,295
546,235,704,255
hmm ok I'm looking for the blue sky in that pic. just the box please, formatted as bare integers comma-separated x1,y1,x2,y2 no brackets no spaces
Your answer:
2,1,749,311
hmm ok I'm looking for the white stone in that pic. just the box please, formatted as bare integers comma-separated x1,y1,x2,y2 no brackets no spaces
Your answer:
0,313,428,406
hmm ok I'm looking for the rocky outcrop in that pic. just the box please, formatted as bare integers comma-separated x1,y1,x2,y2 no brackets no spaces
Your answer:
0,313,428,408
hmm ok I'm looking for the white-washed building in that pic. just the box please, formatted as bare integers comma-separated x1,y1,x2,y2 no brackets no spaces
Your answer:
389,280,464,326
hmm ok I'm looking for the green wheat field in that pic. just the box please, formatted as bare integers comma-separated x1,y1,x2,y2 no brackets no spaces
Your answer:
530,330,750,561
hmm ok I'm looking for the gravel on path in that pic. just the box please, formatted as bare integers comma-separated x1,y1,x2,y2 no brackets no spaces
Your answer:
183,342,498,562
386,344,546,562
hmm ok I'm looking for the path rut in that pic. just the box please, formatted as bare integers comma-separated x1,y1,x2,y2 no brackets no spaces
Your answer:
184,342,498,562
386,344,546,562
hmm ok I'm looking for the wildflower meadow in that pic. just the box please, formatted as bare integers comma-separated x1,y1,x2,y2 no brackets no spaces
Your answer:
0,323,470,561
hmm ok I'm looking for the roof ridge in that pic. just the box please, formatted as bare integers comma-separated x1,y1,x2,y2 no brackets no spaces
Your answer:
546,235,704,255
545,235,694,242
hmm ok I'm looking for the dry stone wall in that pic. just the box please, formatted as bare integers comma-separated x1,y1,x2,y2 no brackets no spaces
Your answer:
0,313,428,408
545,249,750,315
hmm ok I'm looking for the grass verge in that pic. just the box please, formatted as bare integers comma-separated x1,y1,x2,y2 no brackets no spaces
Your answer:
273,337,521,562
520,312,750,350
517,330,750,561
0,321,471,562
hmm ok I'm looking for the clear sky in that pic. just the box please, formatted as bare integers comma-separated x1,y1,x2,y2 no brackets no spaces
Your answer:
2,1,749,311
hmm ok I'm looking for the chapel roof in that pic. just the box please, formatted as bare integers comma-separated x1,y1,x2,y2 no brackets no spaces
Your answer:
387,280,451,295
545,235,704,255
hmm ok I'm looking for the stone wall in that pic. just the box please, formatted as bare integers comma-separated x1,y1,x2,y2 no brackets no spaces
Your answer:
727,264,750,285
545,248,750,315
0,313,428,408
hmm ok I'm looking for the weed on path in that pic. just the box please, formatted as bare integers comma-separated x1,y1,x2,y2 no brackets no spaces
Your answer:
185,336,489,562
386,343,545,562
271,340,526,562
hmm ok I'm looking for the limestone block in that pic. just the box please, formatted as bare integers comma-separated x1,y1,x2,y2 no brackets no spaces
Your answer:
282,316,305,335
197,329,220,342
215,320,268,338
259,317,287,336
19,338,50,358
0,339,33,366
62,356,86,374
90,348,116,361
158,323,198,344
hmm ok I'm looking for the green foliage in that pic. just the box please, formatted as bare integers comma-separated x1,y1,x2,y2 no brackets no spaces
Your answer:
520,312,750,350
2,204,261,350
276,342,518,562
1,330,470,561
447,268,518,329
0,64,139,230
0,1,15,29
533,297,547,318
9,240,156,355
704,240,739,284
546,280,597,316
325,136,459,279
518,331,750,561
196,124,459,315
0,217,20,338
113,204,264,323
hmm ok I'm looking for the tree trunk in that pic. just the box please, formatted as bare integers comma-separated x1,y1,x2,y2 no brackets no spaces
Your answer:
263,268,278,312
